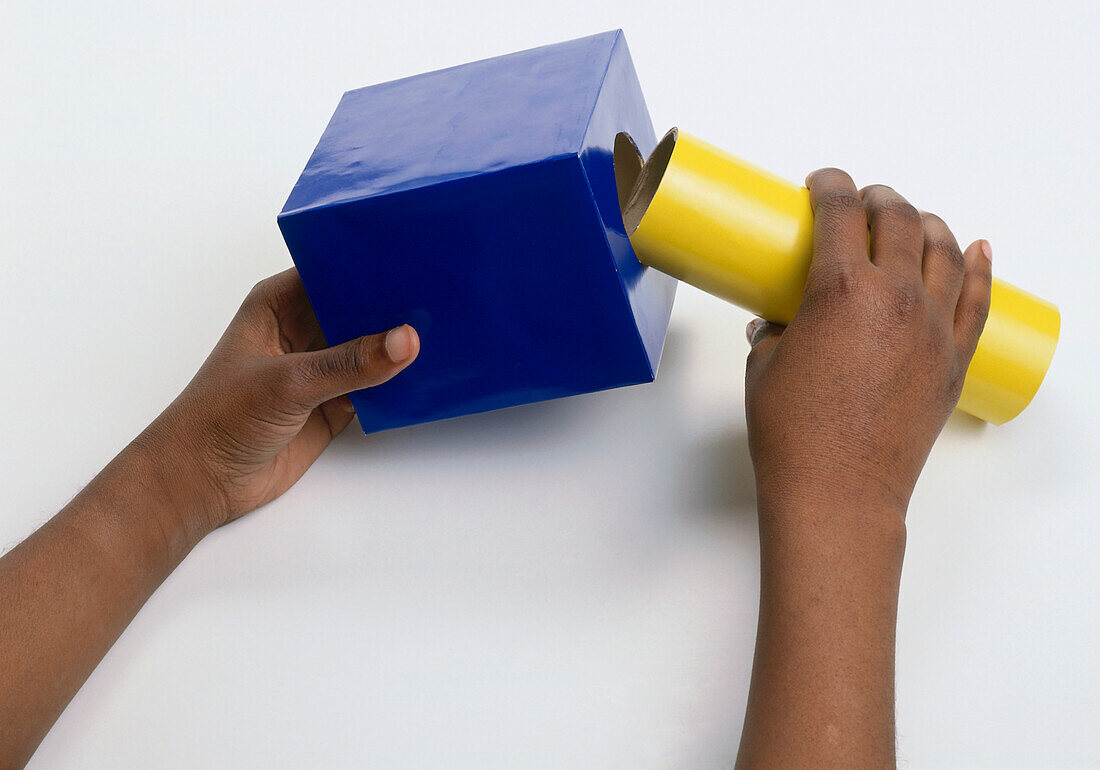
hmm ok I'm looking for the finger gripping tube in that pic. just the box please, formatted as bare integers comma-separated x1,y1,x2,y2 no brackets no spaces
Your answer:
619,128,1059,425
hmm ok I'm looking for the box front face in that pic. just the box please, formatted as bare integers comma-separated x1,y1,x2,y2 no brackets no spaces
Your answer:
280,157,652,433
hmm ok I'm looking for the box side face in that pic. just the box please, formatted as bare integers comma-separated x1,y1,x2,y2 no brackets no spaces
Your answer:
278,157,653,434
281,31,620,216
578,32,677,377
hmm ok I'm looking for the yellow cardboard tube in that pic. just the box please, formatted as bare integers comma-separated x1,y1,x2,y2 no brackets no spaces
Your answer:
621,129,1059,424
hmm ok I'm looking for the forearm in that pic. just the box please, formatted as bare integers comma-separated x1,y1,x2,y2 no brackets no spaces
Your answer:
0,434,209,766
0,268,418,766
737,489,906,769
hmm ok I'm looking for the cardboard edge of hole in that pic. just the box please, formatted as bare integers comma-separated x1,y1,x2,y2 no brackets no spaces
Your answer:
614,127,679,235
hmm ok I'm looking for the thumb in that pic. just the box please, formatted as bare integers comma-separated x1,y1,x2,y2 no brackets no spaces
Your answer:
744,317,783,376
283,324,420,408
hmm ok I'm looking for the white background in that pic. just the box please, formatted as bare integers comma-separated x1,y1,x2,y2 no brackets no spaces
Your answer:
2,0,1097,767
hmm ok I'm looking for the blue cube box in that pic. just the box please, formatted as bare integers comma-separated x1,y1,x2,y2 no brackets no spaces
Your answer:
278,30,676,433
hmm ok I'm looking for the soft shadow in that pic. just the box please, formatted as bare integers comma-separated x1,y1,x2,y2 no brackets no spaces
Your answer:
325,325,700,460
686,424,758,520
943,408,988,435
321,324,761,528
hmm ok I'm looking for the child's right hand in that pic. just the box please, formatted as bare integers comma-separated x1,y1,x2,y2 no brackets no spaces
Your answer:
736,168,993,768
743,168,993,521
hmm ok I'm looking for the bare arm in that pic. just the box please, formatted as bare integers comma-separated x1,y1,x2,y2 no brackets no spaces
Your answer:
736,170,993,767
0,269,420,767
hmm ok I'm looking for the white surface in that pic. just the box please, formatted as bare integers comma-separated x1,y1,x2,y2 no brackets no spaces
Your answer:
1,0,1097,766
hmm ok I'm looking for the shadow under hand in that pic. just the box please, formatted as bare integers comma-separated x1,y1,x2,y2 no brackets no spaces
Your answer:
944,407,988,435
684,424,758,521
321,323,763,536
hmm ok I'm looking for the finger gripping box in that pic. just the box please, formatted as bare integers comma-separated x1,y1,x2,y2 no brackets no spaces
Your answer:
278,31,676,433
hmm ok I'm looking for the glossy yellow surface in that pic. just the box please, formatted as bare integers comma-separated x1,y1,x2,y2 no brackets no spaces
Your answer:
630,131,1059,424
956,279,1060,424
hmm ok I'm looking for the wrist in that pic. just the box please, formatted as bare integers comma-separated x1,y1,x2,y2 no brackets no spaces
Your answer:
753,468,909,558
754,457,911,516
59,438,212,584
120,425,222,563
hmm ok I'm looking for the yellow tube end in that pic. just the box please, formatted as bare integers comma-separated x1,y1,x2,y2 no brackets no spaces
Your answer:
957,279,1060,425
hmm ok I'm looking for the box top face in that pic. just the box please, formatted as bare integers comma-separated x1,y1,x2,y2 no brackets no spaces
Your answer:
281,31,621,215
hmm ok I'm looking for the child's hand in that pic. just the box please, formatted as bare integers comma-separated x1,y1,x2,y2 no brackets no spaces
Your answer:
138,267,419,539
0,267,419,765
737,169,993,767
744,168,992,518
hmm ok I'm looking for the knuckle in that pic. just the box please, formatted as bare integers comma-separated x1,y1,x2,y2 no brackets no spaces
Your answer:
861,183,893,200
816,166,850,181
809,262,871,304
820,188,864,216
247,277,273,302
345,337,377,374
928,238,965,272
324,336,384,382
920,210,948,229
829,265,865,298
808,167,855,193
877,197,922,226
241,277,276,314
319,343,365,382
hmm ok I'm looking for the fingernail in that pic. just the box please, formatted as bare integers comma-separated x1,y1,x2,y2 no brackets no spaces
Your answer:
385,325,413,363
339,395,356,413
746,318,767,345
980,240,993,263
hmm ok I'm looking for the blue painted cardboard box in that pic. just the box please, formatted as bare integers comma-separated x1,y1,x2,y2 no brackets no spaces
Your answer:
278,31,676,433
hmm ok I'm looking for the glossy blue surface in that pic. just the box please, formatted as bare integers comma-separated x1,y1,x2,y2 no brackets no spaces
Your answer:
279,30,677,433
